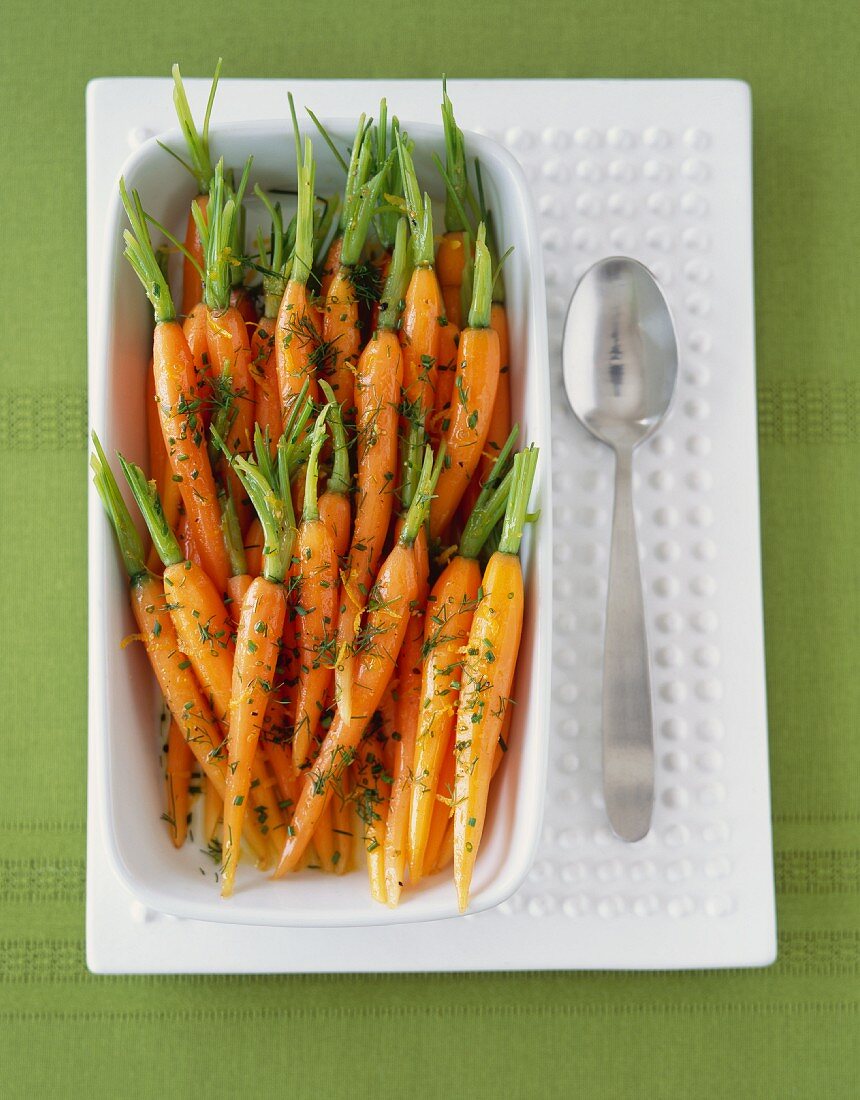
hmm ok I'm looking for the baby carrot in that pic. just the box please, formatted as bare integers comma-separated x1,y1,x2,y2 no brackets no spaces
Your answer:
429,223,500,540
396,133,443,430
355,723,391,902
429,318,459,448
383,423,431,905
292,410,339,771
165,717,195,848
119,179,230,592
454,446,538,911
195,160,257,530
333,217,410,719
216,431,297,896
275,98,322,422
275,445,443,875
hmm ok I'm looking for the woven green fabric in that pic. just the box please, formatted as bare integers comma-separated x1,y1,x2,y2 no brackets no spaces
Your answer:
1,0,857,1095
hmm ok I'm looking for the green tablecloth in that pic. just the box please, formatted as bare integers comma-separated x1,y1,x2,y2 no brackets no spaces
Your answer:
1,0,857,1095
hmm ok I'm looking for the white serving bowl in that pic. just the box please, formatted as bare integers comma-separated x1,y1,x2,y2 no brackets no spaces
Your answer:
88,116,552,927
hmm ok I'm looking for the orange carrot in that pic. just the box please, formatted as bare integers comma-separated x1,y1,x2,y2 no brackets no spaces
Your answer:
422,729,456,875
429,224,500,540
454,446,538,911
355,722,391,902
119,179,230,593
429,318,459,447
165,717,195,848
292,411,339,771
397,134,442,429
145,360,181,574
333,218,410,720
182,303,214,417
215,431,297,896
275,103,322,422
275,445,442,875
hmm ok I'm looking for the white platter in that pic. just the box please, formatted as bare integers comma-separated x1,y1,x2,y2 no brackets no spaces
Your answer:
87,77,776,972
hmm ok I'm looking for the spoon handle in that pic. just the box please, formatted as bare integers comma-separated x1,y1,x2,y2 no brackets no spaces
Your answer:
602,447,654,841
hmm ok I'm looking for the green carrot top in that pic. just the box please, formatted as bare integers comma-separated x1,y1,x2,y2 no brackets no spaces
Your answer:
399,444,446,548
119,179,176,325
213,427,296,585
254,187,296,318
440,78,470,234
467,222,492,330
288,93,317,288
458,425,519,560
377,217,411,331
119,457,183,569
90,432,146,581
318,380,351,496
371,99,404,252
302,406,330,523
498,446,539,557
396,129,434,269
340,149,396,269
193,157,252,312
159,59,222,193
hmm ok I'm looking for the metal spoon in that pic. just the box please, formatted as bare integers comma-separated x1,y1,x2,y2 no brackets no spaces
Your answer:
562,257,679,841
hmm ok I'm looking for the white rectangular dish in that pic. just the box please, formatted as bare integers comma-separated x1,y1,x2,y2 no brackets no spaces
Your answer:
89,114,552,926
87,77,775,972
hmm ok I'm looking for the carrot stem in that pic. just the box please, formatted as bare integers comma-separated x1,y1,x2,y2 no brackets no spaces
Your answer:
119,181,175,324
90,434,146,579
468,223,492,330
302,407,330,522
499,446,539,555
377,218,410,331
288,94,316,286
157,59,221,192
396,131,434,268
118,457,183,568
399,444,444,548
318,380,351,495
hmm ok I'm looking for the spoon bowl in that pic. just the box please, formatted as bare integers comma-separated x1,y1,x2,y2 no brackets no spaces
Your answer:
562,257,679,842
563,256,678,450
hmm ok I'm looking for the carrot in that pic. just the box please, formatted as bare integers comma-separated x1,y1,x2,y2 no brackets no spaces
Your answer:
408,428,516,880
429,317,459,447
383,423,431,904
158,60,222,316
119,179,230,592
275,444,443,875
193,159,257,532
275,99,322,423
90,436,270,865
145,360,181,574
454,446,538,911
215,428,298,896
165,717,195,848
429,223,500,540
422,729,456,875
355,722,391,902
121,457,285,854
333,217,410,720
331,763,355,874
317,381,352,560
203,776,222,846
292,409,339,771
396,133,442,429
